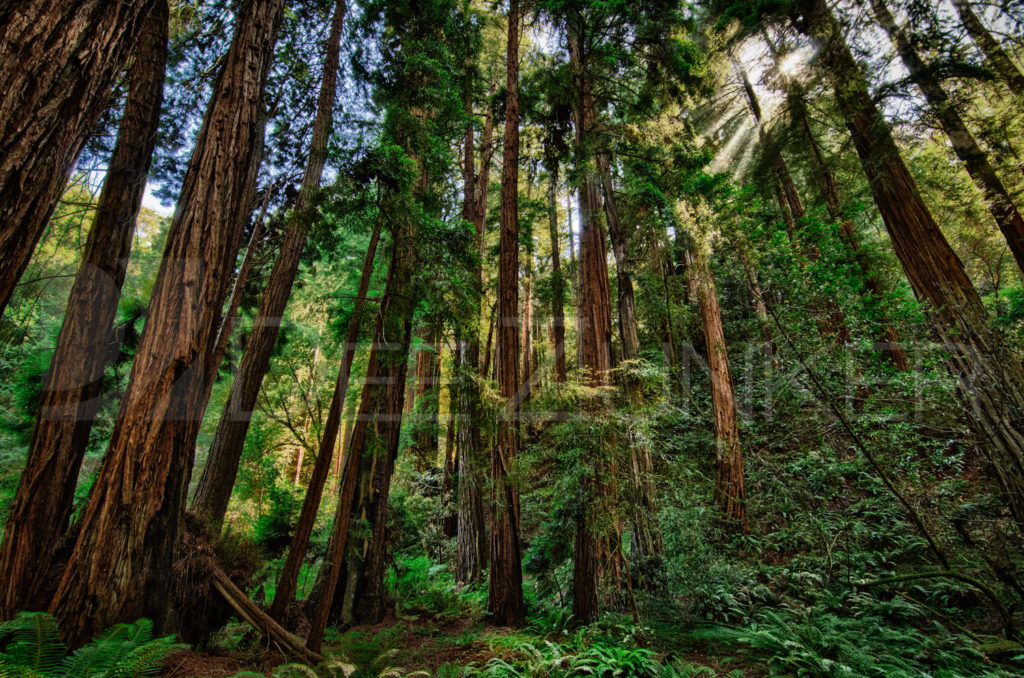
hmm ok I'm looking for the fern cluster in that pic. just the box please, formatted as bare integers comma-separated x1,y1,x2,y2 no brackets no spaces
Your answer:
0,611,185,677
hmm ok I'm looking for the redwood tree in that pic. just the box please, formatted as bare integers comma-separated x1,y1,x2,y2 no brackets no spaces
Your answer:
48,0,285,644
0,0,169,618
191,0,347,533
0,0,159,316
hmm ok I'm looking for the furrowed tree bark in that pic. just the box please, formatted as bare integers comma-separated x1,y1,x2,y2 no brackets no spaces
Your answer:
871,0,1024,277
522,242,534,398
950,0,1024,98
48,0,285,646
679,222,747,527
568,15,613,625
488,0,526,627
0,1,168,618
0,0,158,316
547,169,568,383
191,0,347,533
268,217,382,623
795,0,1024,528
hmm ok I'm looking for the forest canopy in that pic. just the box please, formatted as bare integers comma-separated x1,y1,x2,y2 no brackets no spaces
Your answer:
2,0,1024,675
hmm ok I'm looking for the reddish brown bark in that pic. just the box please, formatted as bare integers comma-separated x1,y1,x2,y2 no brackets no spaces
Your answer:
47,0,284,645
0,0,158,316
796,0,1024,527
269,215,382,622
872,0,1024,277
547,171,568,383
596,153,640,361
191,0,347,532
568,16,613,625
488,0,526,627
0,1,168,618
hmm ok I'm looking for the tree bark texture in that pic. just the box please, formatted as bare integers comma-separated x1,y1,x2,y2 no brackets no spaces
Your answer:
548,171,568,382
798,0,1024,528
0,0,158,316
872,0,1024,277
489,0,526,627
411,324,442,472
950,0,1024,98
191,0,347,533
596,153,639,361
48,0,285,645
0,1,168,618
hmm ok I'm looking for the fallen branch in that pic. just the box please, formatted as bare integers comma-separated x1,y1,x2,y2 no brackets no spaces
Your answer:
210,565,323,665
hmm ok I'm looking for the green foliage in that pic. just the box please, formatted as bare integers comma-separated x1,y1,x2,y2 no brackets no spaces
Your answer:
253,484,303,556
0,612,185,678
464,638,661,678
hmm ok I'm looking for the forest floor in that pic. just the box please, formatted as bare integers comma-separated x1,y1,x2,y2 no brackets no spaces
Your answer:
161,610,768,677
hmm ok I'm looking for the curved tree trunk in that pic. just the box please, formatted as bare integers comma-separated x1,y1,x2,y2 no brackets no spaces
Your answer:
871,0,1024,277
0,0,158,316
0,1,168,618
488,0,526,627
48,0,285,646
268,215,382,623
796,0,1024,528
191,0,347,533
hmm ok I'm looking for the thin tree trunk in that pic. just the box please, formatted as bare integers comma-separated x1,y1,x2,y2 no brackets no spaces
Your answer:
268,216,382,622
411,324,442,471
191,0,347,533
0,0,158,316
950,0,1024,98
548,170,568,382
596,153,639,361
48,0,285,645
796,0,1024,528
488,0,526,627
0,1,168,618
522,244,534,396
872,0,1024,276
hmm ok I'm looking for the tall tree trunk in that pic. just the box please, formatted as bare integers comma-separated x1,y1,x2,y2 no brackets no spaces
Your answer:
568,16,613,625
0,1,168,618
871,0,1024,276
48,0,285,645
548,170,568,383
950,0,1024,98
191,0,346,533
269,216,382,622
0,0,158,316
522,244,534,397
455,91,490,584
596,153,640,361
796,0,1024,528
488,0,526,627
307,196,418,646
679,223,747,527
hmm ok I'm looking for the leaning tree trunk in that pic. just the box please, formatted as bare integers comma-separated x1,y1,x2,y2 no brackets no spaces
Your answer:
781,80,908,370
48,0,284,646
0,0,159,316
306,200,418,648
871,0,1024,277
568,16,614,626
0,1,168,619
488,0,526,627
796,0,1024,528
950,0,1024,99
191,0,347,533
268,216,382,623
